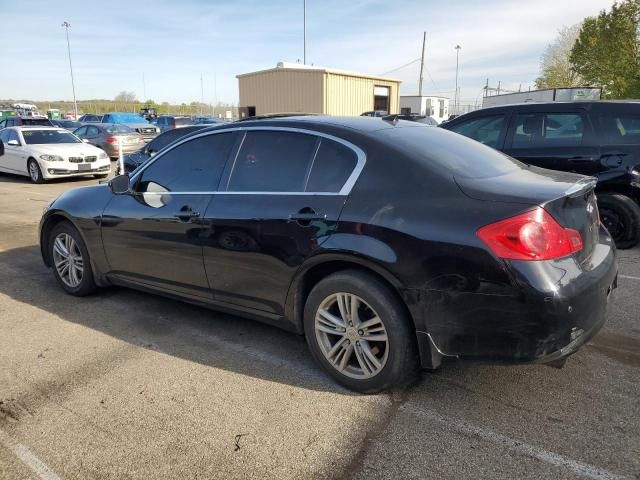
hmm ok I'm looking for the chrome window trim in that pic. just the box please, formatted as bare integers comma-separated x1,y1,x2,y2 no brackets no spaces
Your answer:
130,126,366,196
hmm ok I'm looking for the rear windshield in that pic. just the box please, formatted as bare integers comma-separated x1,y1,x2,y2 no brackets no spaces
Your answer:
22,118,52,126
108,113,147,124
175,117,192,126
105,124,133,134
22,130,82,144
380,125,523,179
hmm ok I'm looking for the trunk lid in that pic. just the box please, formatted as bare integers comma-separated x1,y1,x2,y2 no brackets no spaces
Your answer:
456,165,600,263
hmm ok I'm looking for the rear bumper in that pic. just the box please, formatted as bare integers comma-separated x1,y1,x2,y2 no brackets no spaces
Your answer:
417,226,618,367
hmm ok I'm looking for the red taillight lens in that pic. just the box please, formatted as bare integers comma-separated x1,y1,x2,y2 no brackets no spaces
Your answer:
477,207,583,261
106,136,118,143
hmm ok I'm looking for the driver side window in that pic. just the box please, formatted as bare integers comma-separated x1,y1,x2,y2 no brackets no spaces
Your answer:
449,115,506,148
137,132,236,194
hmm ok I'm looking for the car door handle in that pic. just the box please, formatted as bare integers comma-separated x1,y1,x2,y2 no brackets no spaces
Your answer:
288,208,327,225
173,210,200,221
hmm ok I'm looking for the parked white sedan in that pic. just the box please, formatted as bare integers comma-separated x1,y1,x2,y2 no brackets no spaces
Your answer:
0,126,111,183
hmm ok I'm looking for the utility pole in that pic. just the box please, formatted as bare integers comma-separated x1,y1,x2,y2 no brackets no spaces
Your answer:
454,45,461,111
61,21,78,119
143,72,146,100
418,31,426,96
303,0,307,64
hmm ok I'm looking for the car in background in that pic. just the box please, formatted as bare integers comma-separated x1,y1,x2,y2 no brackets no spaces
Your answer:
0,126,110,183
101,112,159,142
0,115,53,129
52,119,82,131
78,114,103,123
73,124,144,159
39,116,616,392
442,101,640,248
155,115,193,132
360,110,388,117
193,116,224,125
117,124,209,174
383,114,438,126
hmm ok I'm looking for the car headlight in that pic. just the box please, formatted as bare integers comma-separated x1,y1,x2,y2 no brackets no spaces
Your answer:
39,154,63,162
155,127,160,133
98,152,108,160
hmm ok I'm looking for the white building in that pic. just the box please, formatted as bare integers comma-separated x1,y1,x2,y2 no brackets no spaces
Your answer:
400,96,449,124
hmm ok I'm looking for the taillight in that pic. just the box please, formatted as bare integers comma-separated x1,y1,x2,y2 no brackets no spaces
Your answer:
105,136,118,143
477,207,582,261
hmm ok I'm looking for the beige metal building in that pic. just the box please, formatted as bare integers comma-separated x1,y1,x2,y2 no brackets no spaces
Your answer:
237,63,401,117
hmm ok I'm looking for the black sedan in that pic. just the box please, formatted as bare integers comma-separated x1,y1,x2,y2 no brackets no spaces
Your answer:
118,124,209,174
39,116,617,392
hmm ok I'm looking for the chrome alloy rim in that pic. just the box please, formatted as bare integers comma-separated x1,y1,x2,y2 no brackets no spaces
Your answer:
314,293,389,379
29,161,39,181
52,233,84,288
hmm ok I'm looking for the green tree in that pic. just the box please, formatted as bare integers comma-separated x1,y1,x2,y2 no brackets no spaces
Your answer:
535,25,583,89
570,0,640,98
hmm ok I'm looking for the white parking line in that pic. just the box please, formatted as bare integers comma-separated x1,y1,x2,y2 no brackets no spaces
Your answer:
0,427,62,480
402,405,629,480
619,274,640,282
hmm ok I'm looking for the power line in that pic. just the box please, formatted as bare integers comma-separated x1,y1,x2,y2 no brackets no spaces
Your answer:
379,58,421,76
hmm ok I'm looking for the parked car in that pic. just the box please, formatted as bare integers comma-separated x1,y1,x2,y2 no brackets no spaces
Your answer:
360,110,388,117
77,114,103,123
155,115,194,132
52,119,82,131
117,124,209,174
383,114,438,126
101,112,159,142
39,116,617,392
441,101,640,248
0,115,53,129
0,126,110,183
73,123,144,159
193,116,224,125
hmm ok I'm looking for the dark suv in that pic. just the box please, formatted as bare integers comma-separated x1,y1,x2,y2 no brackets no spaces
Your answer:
442,101,640,248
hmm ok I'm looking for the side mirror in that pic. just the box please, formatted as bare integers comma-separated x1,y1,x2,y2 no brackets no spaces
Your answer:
82,139,90,143
109,174,131,195
7,139,20,146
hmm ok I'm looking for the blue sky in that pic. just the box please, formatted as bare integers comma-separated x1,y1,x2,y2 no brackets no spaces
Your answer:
0,0,614,106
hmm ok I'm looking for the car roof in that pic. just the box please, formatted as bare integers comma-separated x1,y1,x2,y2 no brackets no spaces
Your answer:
13,126,68,131
222,115,423,133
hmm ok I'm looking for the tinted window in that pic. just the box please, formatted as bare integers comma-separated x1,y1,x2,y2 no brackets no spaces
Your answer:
511,113,584,148
6,119,15,127
22,118,52,126
8,130,21,144
306,139,357,192
138,132,236,193
598,111,640,145
87,126,100,136
175,117,191,126
147,128,195,152
74,126,87,136
448,115,505,148
228,131,317,192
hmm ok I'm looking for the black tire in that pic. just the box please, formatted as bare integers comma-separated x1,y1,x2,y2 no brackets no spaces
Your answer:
49,221,97,296
598,193,640,249
27,158,45,184
304,270,419,393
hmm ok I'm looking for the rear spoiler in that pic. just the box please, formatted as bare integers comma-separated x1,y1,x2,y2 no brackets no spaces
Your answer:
564,177,597,198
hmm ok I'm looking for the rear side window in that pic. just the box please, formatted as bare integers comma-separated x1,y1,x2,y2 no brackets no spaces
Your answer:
306,139,357,192
227,131,317,192
448,115,505,148
511,113,584,148
138,132,236,193
598,111,640,145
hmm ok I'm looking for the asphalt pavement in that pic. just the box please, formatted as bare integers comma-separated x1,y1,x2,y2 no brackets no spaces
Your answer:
0,169,638,479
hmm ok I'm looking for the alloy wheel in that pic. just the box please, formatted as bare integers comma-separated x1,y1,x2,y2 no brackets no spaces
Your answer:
314,293,389,379
29,161,40,182
52,233,84,288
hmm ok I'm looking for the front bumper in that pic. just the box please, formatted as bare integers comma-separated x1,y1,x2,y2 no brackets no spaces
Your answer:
419,225,618,366
41,160,111,179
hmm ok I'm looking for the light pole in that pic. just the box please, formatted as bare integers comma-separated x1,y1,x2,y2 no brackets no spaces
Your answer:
61,21,78,119
303,0,307,64
454,45,461,113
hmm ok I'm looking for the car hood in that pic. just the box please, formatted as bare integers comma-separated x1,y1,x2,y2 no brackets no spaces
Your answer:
27,143,104,156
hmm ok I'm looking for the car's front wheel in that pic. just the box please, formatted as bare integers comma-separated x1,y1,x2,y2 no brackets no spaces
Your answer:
304,270,419,393
598,193,640,249
27,158,45,184
49,222,96,296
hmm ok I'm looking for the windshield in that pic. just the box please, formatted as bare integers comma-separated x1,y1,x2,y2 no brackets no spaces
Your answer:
107,113,148,124
105,124,134,134
22,129,82,145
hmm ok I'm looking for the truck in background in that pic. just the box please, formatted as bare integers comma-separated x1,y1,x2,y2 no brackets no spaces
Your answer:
481,87,602,108
400,96,449,124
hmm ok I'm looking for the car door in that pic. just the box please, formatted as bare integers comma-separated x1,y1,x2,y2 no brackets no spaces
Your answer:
101,131,238,299
503,110,601,174
2,129,26,174
202,128,361,315
84,126,100,146
594,105,640,174
445,113,509,150
0,130,13,173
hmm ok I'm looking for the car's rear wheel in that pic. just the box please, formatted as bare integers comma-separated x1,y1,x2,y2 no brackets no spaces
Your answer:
304,270,419,393
49,222,96,296
598,193,640,249
27,158,44,184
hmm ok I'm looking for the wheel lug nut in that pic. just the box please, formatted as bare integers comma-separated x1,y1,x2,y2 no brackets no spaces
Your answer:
358,330,364,335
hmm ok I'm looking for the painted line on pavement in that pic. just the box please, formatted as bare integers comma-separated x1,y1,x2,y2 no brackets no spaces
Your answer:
0,427,62,480
619,274,640,282
402,405,629,480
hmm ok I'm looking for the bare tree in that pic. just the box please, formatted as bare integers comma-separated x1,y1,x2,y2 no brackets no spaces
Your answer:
114,91,137,103
535,24,583,89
